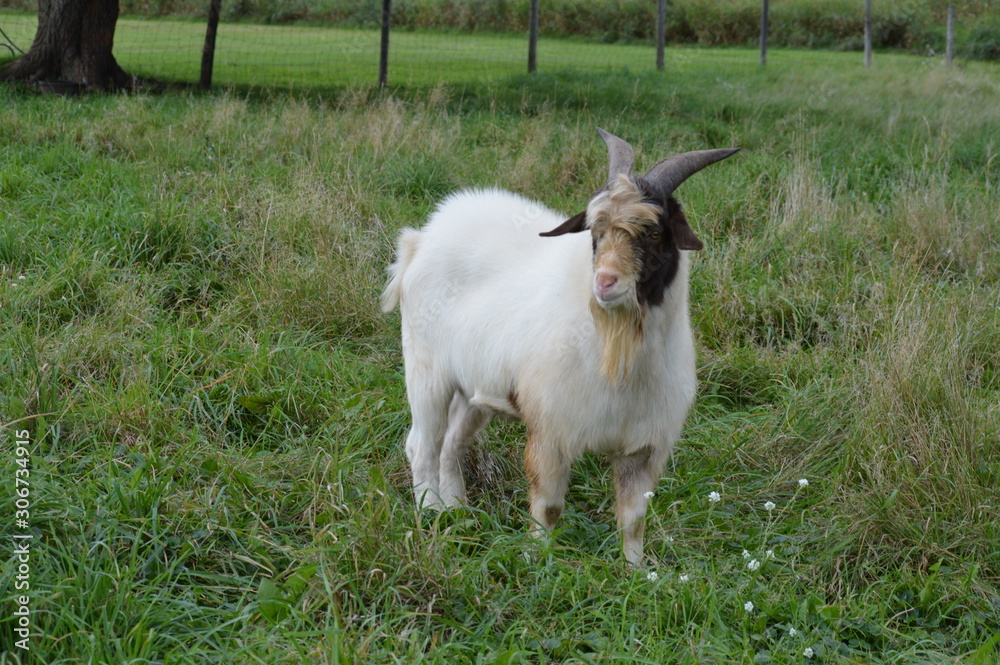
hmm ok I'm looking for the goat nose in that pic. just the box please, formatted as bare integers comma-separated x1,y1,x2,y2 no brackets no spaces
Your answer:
596,271,618,295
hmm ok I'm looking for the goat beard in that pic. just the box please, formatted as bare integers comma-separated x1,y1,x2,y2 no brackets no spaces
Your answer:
590,296,645,383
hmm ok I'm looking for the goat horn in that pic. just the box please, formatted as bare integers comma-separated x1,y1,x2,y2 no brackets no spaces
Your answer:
597,127,635,185
642,148,741,198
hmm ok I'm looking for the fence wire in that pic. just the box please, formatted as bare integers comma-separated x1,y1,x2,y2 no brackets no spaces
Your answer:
0,4,974,89
0,8,676,89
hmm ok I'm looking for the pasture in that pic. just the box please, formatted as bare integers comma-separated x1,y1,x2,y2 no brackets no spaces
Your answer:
1,36,999,664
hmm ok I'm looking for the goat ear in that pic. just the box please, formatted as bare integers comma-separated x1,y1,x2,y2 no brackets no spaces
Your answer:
540,211,588,237
669,209,704,251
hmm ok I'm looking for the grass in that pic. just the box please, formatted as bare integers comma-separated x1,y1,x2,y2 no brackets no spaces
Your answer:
1,31,1000,665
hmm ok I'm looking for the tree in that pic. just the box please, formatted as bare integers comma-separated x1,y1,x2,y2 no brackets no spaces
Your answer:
1,0,136,90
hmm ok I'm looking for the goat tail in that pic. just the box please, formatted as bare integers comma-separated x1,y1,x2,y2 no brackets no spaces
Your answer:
380,227,422,313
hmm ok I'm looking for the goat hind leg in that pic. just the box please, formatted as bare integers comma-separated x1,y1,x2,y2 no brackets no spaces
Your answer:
404,382,453,510
438,394,489,507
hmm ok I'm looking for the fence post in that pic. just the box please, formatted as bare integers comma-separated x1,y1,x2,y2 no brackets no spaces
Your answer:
379,0,391,88
760,0,769,65
864,0,872,68
656,0,666,70
199,0,222,89
946,5,955,67
528,0,539,73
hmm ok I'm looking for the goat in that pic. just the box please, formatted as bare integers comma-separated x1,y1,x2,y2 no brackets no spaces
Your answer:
381,128,739,564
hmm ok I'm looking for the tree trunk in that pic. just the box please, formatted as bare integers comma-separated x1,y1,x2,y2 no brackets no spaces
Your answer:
1,0,136,91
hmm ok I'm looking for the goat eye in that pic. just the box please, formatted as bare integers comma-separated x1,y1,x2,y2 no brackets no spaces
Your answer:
650,230,662,240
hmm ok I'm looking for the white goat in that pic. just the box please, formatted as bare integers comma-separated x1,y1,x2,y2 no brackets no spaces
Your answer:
381,129,738,564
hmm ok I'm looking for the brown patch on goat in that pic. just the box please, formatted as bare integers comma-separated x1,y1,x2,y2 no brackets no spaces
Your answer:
612,449,656,564
544,505,563,524
525,434,539,481
508,389,521,418
524,431,568,532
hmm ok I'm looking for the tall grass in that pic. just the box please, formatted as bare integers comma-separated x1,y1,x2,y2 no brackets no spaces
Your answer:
1,50,999,663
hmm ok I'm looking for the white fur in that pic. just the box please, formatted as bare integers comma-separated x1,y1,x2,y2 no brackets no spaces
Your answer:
382,187,698,564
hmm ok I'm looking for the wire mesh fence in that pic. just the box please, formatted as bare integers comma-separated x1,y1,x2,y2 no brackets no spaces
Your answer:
0,8,667,89
0,2,989,90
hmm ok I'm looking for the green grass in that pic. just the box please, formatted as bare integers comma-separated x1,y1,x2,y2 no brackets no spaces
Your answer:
1,37,1000,665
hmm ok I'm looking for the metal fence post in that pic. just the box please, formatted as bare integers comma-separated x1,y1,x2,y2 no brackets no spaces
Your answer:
656,0,666,70
760,0,769,65
528,0,539,73
199,0,222,89
379,0,392,88
946,5,955,67
864,0,872,68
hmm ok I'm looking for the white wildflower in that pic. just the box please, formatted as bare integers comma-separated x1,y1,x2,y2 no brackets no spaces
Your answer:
789,627,797,637
803,647,814,658
679,574,689,583
742,549,751,559
798,478,809,488
708,491,721,503
744,600,754,612
747,559,760,571
644,491,655,499
666,535,674,543
765,549,774,558
764,501,776,511
18,275,26,280
646,571,659,582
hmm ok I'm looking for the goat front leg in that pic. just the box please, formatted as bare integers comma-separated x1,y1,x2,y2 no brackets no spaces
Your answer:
524,430,571,540
612,448,668,566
